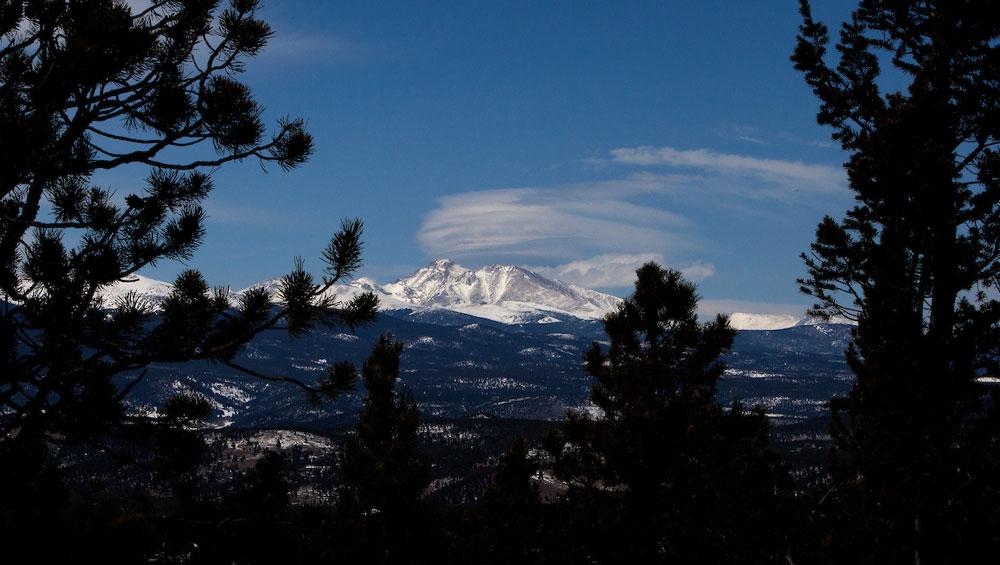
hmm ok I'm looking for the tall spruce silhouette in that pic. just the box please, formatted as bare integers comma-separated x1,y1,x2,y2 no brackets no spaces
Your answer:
336,335,431,564
472,437,546,565
0,0,376,549
545,263,787,564
792,0,1000,561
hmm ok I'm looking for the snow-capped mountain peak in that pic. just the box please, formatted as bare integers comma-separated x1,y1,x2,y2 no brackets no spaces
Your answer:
240,277,284,296
96,261,855,329
98,274,174,305
381,260,621,323
100,261,621,324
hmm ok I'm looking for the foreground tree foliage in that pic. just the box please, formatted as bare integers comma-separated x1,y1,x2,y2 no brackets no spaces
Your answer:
333,335,433,565
445,436,548,565
792,0,1000,561
545,263,788,564
474,438,546,564
0,0,376,555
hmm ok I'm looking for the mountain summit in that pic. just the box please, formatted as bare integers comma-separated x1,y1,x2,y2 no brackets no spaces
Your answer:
379,259,621,323
100,260,841,329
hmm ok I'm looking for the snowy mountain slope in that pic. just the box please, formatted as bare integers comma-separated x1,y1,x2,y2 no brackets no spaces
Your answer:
120,310,856,427
381,260,621,323
97,274,174,305
727,312,805,331
104,260,623,324
93,264,859,426
98,260,851,329
721,313,855,331
237,276,413,311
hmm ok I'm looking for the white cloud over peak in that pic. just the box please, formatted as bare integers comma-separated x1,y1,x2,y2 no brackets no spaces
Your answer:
417,145,845,295
530,254,659,288
528,254,715,289
610,146,846,195
677,260,716,281
418,175,692,261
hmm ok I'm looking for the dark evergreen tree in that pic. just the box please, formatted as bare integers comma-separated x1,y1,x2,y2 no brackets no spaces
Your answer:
147,391,214,504
792,1,1000,561
186,450,300,565
335,335,432,564
0,0,376,555
472,437,546,565
545,263,787,564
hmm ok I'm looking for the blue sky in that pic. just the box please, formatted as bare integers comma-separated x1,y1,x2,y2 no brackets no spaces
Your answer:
124,0,858,315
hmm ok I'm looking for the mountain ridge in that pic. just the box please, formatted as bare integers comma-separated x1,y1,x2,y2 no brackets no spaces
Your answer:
99,260,833,330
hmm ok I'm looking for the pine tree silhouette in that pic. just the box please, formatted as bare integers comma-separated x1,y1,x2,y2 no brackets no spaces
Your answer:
0,0,376,554
546,262,787,564
473,437,546,565
336,335,432,564
792,1,1000,561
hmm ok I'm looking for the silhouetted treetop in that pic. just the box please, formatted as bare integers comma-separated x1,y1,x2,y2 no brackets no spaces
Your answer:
547,262,786,563
0,0,376,444
791,1,1000,561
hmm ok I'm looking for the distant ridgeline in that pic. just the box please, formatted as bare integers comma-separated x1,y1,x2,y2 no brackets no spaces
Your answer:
103,261,857,429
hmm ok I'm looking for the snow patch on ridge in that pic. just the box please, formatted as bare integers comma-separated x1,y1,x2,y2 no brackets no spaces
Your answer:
727,312,804,331
726,312,855,331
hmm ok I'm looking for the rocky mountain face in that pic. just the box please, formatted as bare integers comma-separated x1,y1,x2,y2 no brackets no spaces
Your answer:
379,259,622,323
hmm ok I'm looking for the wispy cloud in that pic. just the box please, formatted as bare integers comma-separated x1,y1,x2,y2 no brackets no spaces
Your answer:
713,124,771,146
775,131,839,150
204,201,300,229
610,146,846,195
528,254,714,288
123,3,380,66
418,175,692,262
678,260,716,281
262,32,381,64
419,146,845,292
714,124,840,150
